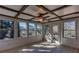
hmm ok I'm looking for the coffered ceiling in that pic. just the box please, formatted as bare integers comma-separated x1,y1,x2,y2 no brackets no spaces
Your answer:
0,5,79,23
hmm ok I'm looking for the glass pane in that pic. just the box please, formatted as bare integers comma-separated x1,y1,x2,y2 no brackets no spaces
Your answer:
37,24,42,36
19,22,27,37
45,25,49,34
29,23,36,37
0,20,1,28
0,20,14,40
2,20,14,29
45,25,52,43
52,25,60,42
64,21,76,38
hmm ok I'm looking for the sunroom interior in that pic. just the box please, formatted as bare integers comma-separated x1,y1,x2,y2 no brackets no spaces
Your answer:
0,5,79,53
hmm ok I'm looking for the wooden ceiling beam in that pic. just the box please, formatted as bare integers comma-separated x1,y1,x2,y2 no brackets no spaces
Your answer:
15,5,29,18
36,5,63,20
51,5,71,11
0,5,45,23
39,5,71,17
0,5,36,18
45,16,79,23
0,5,19,12
0,14,41,23
47,11,79,20
22,12,36,17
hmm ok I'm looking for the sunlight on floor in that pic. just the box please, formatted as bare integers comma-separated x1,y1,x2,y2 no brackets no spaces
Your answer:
31,42,58,49
18,48,34,52
43,45,57,48
40,42,50,45
55,41,60,45
32,44,44,47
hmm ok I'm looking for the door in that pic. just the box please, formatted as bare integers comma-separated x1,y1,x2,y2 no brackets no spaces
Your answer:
52,24,61,44
44,24,53,43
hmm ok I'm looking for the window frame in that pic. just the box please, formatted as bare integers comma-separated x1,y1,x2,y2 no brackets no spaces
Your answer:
36,23,43,36
0,19,14,39
63,19,77,39
18,21,28,38
28,22,37,37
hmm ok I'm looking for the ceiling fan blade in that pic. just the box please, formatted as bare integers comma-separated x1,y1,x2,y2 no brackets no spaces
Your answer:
43,16,49,18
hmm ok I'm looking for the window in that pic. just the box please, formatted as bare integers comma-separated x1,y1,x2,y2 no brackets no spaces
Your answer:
45,25,50,34
64,20,76,38
19,22,27,37
0,20,1,28
37,24,42,36
0,20,14,40
28,23,36,37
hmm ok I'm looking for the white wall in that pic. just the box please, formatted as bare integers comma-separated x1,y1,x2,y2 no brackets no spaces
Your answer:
45,18,79,49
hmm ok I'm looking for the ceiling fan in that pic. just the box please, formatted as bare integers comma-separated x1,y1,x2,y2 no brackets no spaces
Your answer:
35,13,49,22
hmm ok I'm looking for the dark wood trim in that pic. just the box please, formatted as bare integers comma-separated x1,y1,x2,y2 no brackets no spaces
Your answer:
40,5,71,17
0,14,15,19
43,16,50,18
15,5,29,17
47,11,79,21
17,18,41,23
41,12,49,16
0,5,36,18
0,5,19,12
22,12,37,17
51,5,71,11
45,16,79,23
47,17,58,20
36,5,63,20
0,14,41,23
61,11,79,17
64,16,79,20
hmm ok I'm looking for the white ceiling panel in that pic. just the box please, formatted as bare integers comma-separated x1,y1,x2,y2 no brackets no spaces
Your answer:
3,5,23,11
0,8,17,16
43,20,48,22
62,13,79,19
18,14,33,19
32,18,39,21
43,13,56,19
49,18,59,21
44,5,62,10
23,5,46,16
54,6,79,16
31,18,37,21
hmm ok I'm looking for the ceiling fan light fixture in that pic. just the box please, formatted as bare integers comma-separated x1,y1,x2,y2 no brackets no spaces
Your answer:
35,17,43,22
